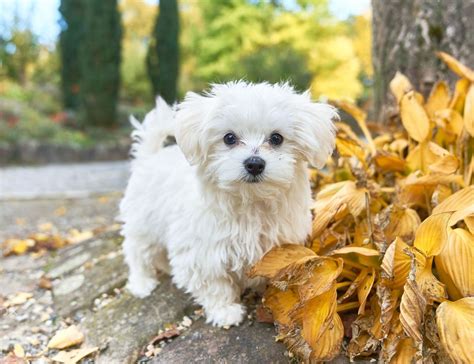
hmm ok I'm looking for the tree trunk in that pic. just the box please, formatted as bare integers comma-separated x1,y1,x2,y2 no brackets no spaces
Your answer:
371,0,474,122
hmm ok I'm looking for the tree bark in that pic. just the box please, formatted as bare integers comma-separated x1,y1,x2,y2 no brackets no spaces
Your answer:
371,0,474,122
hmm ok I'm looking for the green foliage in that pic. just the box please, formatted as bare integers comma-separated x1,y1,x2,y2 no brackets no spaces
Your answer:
59,0,84,110
79,0,122,127
147,0,180,103
0,28,39,85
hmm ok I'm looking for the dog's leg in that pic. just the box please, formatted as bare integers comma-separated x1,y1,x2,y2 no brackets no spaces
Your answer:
172,261,245,327
198,277,246,327
123,237,159,298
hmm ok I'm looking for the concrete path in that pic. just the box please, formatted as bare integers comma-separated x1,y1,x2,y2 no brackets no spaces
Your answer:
0,161,129,200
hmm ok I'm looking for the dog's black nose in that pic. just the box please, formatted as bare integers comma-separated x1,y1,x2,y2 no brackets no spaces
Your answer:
244,156,266,176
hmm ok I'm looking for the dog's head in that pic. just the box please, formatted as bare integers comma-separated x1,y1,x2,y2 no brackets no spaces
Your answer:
175,81,337,195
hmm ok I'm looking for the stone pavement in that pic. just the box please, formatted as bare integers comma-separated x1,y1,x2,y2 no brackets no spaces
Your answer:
0,160,129,200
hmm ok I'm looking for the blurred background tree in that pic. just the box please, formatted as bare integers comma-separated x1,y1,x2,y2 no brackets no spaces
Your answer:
372,0,474,121
59,0,83,110
79,0,122,127
147,0,179,104
0,0,377,148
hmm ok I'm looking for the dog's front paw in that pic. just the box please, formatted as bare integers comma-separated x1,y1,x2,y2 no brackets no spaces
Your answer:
206,303,246,327
127,276,158,298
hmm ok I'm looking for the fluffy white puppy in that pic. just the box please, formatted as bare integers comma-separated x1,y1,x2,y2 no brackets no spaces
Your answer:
119,81,337,327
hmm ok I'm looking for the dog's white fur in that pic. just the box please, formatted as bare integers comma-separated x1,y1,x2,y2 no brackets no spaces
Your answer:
119,81,337,327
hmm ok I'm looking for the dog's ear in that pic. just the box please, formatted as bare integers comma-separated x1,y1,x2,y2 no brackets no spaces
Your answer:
175,91,214,165
293,94,338,168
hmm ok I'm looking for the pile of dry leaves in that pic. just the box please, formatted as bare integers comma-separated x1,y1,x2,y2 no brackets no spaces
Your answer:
250,52,474,363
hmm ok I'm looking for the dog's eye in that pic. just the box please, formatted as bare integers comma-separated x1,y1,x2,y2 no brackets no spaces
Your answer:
223,133,237,146
269,133,284,146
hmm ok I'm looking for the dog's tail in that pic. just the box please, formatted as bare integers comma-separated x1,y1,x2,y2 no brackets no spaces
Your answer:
130,97,175,160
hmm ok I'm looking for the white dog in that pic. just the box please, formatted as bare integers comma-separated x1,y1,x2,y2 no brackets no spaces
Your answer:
119,81,336,327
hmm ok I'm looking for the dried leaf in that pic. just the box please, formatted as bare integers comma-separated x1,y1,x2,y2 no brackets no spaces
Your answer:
390,72,413,103
357,268,375,315
389,337,418,364
413,212,450,257
331,246,380,256
464,83,474,136
400,278,426,343
400,91,430,142
298,258,343,301
425,81,450,117
310,313,344,361
432,186,474,214
51,347,98,364
415,258,447,303
374,151,406,173
436,297,474,364
381,238,426,289
48,325,85,349
385,208,421,242
249,244,316,278
449,78,470,112
435,228,474,300
263,286,299,326
437,51,474,82
291,285,337,345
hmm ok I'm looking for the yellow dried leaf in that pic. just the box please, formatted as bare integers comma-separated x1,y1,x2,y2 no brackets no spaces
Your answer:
51,347,98,364
381,238,426,289
47,325,85,349
389,338,418,364
338,268,369,303
436,297,474,364
433,109,464,136
332,100,376,155
310,313,344,361
400,91,430,142
464,83,474,136
405,173,464,188
390,72,413,103
428,154,459,174
435,228,474,300
385,208,421,242
449,78,470,112
298,258,343,301
263,286,299,326
415,258,447,303
448,205,474,227
432,186,474,214
331,246,380,256
437,51,474,82
357,267,375,315
425,81,450,117
249,244,316,279
291,285,337,345
374,151,406,173
413,212,451,257
400,278,426,343
336,136,366,163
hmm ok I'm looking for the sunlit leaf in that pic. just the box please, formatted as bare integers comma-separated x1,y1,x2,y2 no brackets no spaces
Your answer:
374,151,406,173
249,244,316,278
425,81,450,117
381,237,426,289
400,91,430,142
331,246,380,256
263,286,299,326
413,212,451,257
464,83,474,136
310,313,344,361
449,78,470,113
435,228,474,300
48,325,85,349
385,208,421,242
400,278,426,343
389,337,418,364
432,186,474,214
291,285,337,345
357,267,375,315
298,258,343,301
436,297,474,364
390,72,413,103
437,51,474,82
